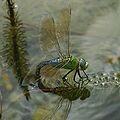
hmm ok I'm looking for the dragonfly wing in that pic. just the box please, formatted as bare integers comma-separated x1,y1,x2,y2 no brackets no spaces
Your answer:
50,99,72,120
39,64,77,88
33,97,72,120
40,64,63,88
62,100,72,120
23,59,74,88
56,8,71,56
40,16,64,59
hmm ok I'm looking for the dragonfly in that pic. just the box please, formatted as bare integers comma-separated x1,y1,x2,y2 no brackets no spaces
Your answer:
35,8,89,89
2,71,120,120
0,79,90,120
35,84,91,120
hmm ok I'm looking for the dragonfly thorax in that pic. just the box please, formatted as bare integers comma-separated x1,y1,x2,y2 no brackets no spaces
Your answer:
62,56,79,70
61,56,88,70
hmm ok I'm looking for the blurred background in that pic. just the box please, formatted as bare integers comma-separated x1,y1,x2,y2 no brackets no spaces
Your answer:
0,0,120,120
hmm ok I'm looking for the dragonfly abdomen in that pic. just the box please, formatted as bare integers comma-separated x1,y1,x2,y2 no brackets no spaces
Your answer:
36,60,51,89
48,58,61,66
49,56,79,69
35,58,60,89
35,57,78,89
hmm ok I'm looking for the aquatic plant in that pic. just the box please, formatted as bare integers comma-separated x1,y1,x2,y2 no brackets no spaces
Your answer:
1,0,30,100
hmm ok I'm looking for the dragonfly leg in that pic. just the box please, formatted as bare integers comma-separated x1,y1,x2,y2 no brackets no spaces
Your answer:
73,69,82,87
63,79,72,87
77,69,82,79
77,69,84,88
78,69,90,87
82,70,90,87
82,70,89,80
62,69,74,87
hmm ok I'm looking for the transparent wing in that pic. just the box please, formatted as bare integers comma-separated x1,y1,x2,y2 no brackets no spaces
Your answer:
33,96,72,120
40,64,63,88
56,8,71,56
40,16,64,59
62,99,72,120
22,57,71,88
46,99,72,120
39,64,77,88
3,85,72,120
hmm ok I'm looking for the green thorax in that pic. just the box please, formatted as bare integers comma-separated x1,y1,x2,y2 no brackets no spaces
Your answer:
61,56,79,69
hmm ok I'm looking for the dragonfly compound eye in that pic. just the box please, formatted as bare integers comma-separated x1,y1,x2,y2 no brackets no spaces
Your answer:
79,58,89,70
80,87,91,100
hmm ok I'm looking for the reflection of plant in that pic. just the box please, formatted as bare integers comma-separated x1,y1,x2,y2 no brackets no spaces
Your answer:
1,0,30,100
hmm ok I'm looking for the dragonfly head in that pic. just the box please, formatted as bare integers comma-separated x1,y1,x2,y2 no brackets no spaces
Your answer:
80,87,91,100
79,58,88,70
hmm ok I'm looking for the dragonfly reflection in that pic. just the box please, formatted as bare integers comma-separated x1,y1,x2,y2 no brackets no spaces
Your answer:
21,7,91,120
3,70,120,120
35,83,91,120
1,76,90,120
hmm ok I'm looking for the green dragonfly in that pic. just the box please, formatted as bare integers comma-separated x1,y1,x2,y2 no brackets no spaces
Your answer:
35,8,89,89
35,84,90,120
2,71,120,120
33,71,120,120
1,77,90,120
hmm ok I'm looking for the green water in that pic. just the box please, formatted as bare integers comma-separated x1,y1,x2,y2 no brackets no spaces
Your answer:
0,0,120,120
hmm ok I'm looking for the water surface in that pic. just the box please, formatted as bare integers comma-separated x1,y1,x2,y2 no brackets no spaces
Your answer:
0,0,120,120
